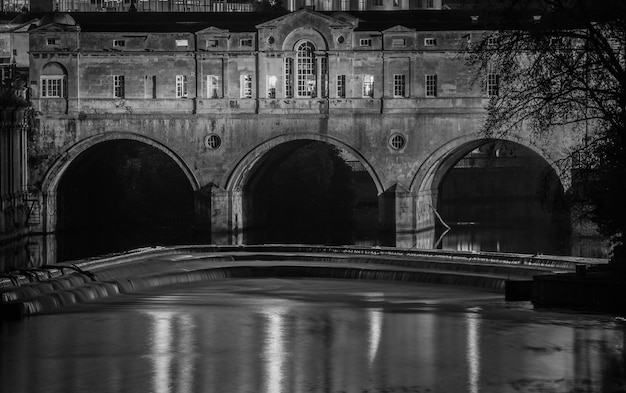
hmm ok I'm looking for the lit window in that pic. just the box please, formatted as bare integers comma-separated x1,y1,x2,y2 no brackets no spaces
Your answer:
393,74,406,97
47,38,59,45
240,74,253,98
337,75,346,98
176,75,188,98
113,39,125,48
267,75,277,98
424,37,437,46
113,75,125,98
284,57,294,98
207,75,220,98
362,74,374,98
425,74,437,97
341,0,349,10
486,73,499,96
392,38,406,47
41,76,65,98
297,41,316,97
358,0,365,10
360,38,372,47
176,39,189,47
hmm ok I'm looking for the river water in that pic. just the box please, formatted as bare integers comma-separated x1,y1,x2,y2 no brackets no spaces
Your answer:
1,278,625,393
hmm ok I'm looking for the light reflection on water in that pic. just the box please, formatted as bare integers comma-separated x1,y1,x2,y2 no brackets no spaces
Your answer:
1,279,625,393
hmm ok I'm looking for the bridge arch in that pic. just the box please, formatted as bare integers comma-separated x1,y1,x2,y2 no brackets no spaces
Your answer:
410,133,569,197
40,132,200,233
225,132,383,194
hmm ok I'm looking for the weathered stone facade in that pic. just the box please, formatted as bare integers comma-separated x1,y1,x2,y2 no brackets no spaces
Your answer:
17,10,585,249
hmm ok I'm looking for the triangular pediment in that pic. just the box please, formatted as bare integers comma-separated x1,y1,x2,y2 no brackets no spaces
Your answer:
196,26,230,36
256,8,353,30
383,25,416,34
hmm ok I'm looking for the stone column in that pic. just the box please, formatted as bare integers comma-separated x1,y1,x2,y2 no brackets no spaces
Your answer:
209,187,243,245
378,184,417,248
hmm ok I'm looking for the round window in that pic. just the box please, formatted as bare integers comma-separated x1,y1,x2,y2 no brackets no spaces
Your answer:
389,134,406,150
205,134,222,150
337,36,345,44
268,36,275,45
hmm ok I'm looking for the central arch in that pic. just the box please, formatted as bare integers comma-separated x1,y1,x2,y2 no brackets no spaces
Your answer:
225,133,383,244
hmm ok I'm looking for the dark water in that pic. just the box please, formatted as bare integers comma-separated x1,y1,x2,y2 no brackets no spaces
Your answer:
2,279,625,393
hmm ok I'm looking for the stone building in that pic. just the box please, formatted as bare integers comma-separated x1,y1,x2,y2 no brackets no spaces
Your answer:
4,8,594,256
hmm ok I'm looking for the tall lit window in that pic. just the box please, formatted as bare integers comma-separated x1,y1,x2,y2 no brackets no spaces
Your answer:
425,74,437,97
113,75,125,98
297,42,316,97
241,74,253,98
284,57,294,98
486,73,499,96
362,74,374,98
393,74,406,97
323,0,331,9
341,0,348,10
176,75,188,98
358,0,365,10
267,75,277,98
337,75,346,98
207,75,220,98
321,57,328,98
40,62,67,98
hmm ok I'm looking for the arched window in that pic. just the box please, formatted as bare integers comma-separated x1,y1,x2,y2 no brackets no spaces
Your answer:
297,41,316,97
40,62,67,98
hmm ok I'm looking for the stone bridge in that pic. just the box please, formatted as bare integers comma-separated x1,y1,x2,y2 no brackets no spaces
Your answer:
19,10,584,250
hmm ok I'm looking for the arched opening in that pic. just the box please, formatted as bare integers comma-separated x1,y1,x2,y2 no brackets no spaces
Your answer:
434,139,570,254
55,140,195,261
241,140,379,245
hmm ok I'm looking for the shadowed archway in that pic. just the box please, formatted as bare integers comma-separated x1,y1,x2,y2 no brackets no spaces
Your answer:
55,139,196,261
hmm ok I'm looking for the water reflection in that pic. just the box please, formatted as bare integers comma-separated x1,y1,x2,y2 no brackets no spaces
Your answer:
1,280,624,393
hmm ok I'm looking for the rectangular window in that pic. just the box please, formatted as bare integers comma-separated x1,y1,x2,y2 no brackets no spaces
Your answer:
341,0,348,10
486,73,499,96
113,39,125,48
207,75,220,98
176,75,188,98
175,39,189,47
323,0,331,9
359,38,372,47
374,0,383,5
393,74,406,97
392,38,406,47
240,74,253,98
487,37,497,47
358,0,365,10
362,74,374,98
427,0,433,7
284,57,294,98
46,38,59,45
145,75,156,99
40,76,65,98
393,0,399,6
113,75,125,98
207,39,219,48
424,37,437,46
425,74,437,97
337,75,346,98
267,75,277,98
240,38,253,47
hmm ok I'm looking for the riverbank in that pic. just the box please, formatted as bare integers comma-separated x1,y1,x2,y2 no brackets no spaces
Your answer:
532,264,626,313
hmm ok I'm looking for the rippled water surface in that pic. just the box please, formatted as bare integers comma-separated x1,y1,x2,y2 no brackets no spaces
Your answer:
1,279,625,393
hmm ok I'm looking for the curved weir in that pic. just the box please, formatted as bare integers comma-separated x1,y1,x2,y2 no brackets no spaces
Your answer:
0,245,607,318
